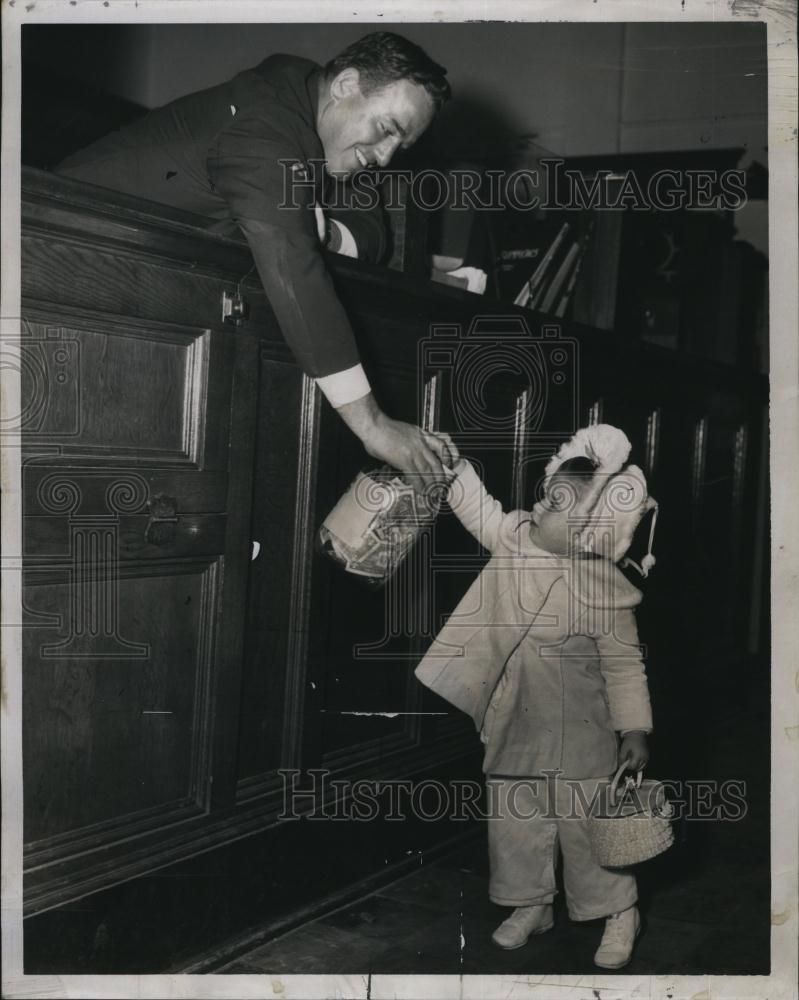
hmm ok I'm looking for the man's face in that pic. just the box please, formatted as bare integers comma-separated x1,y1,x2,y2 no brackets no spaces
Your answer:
317,68,436,179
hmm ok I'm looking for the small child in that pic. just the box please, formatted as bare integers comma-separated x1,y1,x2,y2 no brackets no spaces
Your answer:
415,424,658,969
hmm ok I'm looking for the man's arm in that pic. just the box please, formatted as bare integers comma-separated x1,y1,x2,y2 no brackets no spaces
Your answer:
336,393,457,478
207,129,450,476
235,218,452,475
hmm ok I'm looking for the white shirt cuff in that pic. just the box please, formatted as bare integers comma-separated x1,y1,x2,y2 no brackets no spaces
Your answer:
329,220,359,258
314,203,326,243
315,364,371,408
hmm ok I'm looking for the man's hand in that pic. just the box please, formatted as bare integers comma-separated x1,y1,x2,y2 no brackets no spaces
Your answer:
619,732,649,772
336,393,458,478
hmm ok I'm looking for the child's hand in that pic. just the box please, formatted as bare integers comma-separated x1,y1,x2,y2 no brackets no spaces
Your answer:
619,731,649,771
431,431,460,470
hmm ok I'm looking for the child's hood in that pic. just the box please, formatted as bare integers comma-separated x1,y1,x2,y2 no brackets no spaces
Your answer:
493,510,643,610
565,555,643,609
579,464,658,572
544,425,659,579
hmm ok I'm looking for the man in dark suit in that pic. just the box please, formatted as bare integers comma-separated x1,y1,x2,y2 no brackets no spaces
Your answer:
57,32,457,476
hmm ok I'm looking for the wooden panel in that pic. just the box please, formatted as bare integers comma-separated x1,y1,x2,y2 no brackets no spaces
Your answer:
20,302,235,472
23,512,227,563
17,167,768,936
698,395,742,644
22,236,231,326
236,356,306,785
22,314,208,463
384,175,429,278
23,559,219,844
307,400,414,759
597,392,651,467
20,173,257,907
21,167,254,275
23,471,228,520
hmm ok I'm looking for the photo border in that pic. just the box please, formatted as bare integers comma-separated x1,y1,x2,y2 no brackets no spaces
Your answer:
2,2,796,997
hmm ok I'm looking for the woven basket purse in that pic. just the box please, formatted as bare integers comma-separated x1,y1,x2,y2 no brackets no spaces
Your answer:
587,764,675,868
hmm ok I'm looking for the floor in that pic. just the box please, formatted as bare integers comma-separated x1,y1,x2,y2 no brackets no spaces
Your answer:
217,700,771,977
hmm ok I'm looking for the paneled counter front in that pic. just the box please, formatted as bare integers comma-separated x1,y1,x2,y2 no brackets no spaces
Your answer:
17,167,766,971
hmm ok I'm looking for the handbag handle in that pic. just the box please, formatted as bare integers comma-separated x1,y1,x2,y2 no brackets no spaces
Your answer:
609,763,643,806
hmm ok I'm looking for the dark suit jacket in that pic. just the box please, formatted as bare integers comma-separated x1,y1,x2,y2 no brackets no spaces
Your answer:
57,55,387,380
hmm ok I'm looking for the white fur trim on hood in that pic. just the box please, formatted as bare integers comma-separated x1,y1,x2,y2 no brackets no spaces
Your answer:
544,424,632,480
544,426,658,576
579,464,655,565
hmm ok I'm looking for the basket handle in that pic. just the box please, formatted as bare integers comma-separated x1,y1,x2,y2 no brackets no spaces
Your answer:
609,763,643,806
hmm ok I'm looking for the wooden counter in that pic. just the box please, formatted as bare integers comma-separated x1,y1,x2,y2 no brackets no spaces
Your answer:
18,166,767,968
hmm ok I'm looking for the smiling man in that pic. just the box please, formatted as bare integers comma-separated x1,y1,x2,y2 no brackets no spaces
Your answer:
56,32,454,477
315,44,437,178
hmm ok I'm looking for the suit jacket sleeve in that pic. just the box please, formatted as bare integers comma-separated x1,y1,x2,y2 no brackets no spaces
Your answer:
206,117,362,379
595,608,653,734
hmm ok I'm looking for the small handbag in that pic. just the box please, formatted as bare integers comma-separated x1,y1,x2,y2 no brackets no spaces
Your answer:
587,764,675,868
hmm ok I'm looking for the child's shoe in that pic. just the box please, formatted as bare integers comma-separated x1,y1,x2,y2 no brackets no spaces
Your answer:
593,905,641,969
491,904,554,949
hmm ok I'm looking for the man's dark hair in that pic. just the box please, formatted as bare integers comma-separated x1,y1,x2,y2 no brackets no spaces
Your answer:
325,32,451,111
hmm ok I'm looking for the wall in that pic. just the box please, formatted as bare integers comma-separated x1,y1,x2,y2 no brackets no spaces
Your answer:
23,21,767,163
136,22,627,159
619,22,767,158
21,23,153,107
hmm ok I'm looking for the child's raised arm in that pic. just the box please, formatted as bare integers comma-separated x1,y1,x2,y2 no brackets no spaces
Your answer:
446,459,506,554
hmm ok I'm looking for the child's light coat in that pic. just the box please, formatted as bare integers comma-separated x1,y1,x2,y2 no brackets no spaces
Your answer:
415,461,653,778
